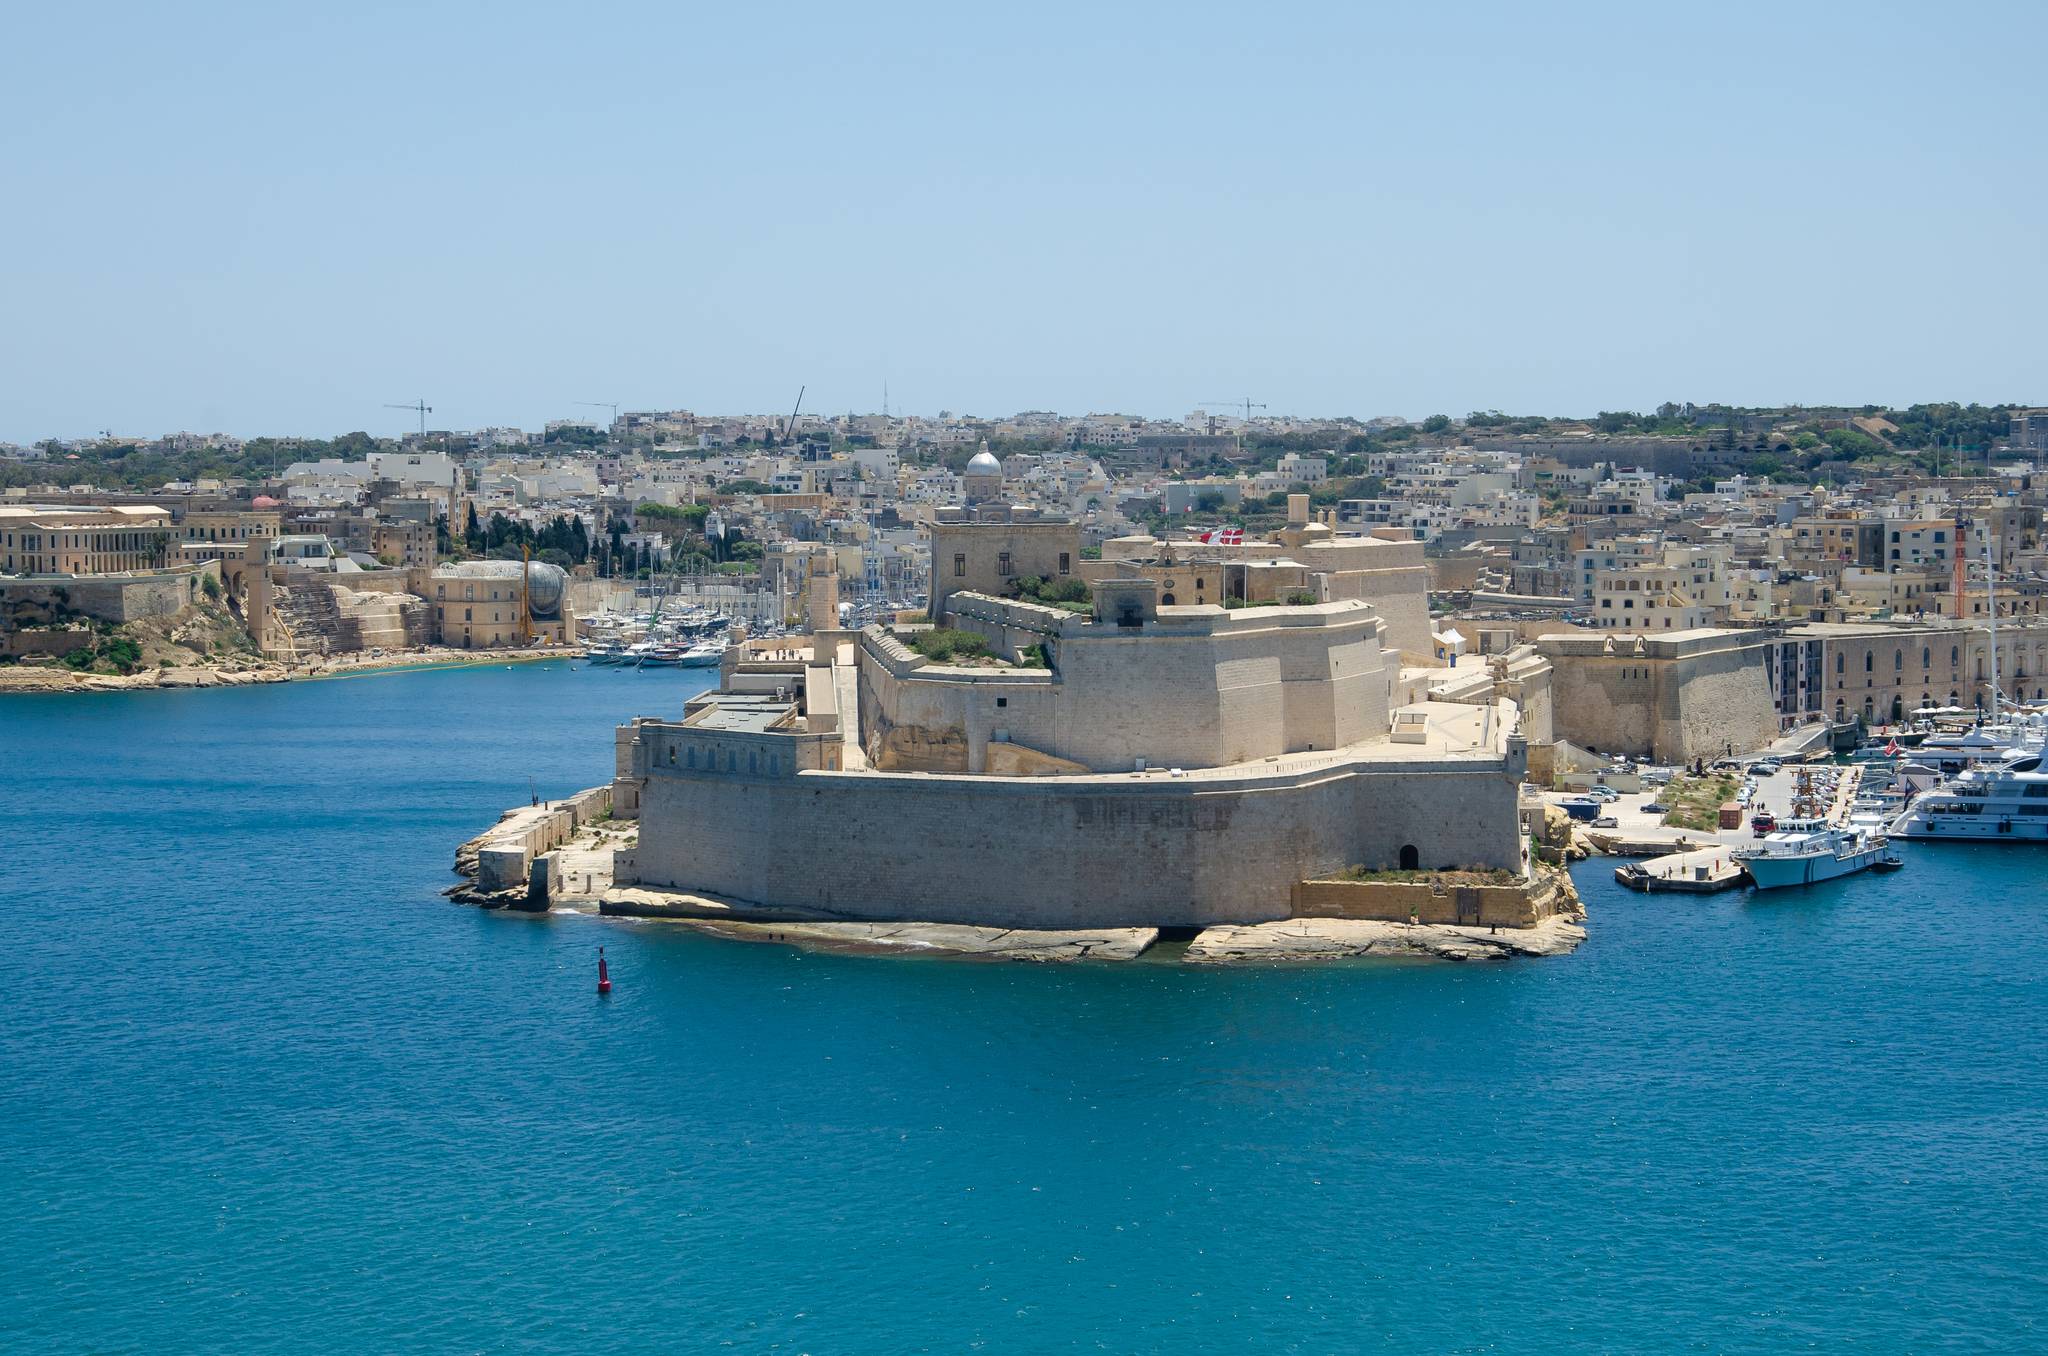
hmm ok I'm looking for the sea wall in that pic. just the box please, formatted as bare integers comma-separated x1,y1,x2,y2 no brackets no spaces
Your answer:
619,754,1521,929
470,784,614,892
1291,869,1577,928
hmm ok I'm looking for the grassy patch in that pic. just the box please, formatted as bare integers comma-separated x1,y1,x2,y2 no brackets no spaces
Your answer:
1661,773,1741,830
904,628,992,663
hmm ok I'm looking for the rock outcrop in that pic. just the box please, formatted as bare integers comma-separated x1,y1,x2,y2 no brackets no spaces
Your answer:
1184,914,1587,964
667,918,1161,963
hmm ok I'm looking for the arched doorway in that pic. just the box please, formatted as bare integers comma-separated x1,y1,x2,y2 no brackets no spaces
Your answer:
1399,844,1420,870
1161,593,1176,606
1890,696,1904,722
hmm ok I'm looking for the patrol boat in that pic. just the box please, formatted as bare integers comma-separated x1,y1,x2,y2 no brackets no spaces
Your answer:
1734,820,1891,889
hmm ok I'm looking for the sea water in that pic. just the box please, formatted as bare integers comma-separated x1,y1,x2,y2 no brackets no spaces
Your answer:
2,662,2043,1352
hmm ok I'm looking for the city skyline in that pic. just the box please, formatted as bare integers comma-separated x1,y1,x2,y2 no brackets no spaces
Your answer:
7,2,2046,441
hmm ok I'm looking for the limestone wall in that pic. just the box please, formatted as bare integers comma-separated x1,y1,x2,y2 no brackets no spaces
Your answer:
1540,629,1777,761
622,753,1522,929
858,604,1392,774
0,563,217,626
1290,872,1573,928
472,784,614,891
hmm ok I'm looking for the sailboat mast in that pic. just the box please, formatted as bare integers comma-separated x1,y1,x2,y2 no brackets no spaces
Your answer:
1986,520,1998,723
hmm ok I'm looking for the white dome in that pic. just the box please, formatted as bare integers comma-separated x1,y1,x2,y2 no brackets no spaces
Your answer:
966,450,1002,476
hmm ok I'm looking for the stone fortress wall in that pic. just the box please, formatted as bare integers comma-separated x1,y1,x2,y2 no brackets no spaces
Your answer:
0,562,220,626
612,513,1534,932
880,593,1394,774
1538,629,1779,761
619,745,1524,930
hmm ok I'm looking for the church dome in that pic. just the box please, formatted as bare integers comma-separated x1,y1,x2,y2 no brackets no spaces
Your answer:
966,450,1002,476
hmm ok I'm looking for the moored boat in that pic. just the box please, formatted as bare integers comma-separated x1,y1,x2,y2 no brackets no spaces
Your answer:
1890,753,2048,842
1734,819,1889,889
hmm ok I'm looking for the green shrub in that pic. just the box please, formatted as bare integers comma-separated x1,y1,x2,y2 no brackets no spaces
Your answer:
906,628,990,663
100,637,143,673
1012,575,1090,606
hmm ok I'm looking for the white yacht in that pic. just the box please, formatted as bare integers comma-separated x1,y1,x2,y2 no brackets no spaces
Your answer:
1890,754,2048,842
676,639,726,668
1734,819,1891,889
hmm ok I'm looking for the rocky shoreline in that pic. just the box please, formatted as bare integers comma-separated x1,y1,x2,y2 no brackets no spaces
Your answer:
583,869,1587,966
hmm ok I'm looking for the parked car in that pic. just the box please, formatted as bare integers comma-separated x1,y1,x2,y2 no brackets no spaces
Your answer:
1591,815,1619,829
1585,785,1620,802
1642,801,1670,815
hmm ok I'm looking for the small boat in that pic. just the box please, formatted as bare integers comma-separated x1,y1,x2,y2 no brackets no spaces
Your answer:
1734,820,1888,889
676,640,726,668
1868,854,1905,873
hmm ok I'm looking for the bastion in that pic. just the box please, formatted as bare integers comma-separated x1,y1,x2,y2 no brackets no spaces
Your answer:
604,569,1534,932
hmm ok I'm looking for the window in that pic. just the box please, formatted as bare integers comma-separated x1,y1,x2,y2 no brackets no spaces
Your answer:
954,554,966,577
464,608,472,621
998,552,1012,577
1058,553,1070,575
1836,652,1844,674
1865,653,1873,672
1952,646,1960,666
1923,647,1931,668
1895,650,1903,671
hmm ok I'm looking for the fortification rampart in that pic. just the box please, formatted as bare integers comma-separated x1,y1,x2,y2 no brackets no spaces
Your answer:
1539,628,1777,761
856,602,1392,773
0,562,219,626
618,747,1523,929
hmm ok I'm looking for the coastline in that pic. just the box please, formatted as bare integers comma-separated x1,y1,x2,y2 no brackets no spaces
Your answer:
0,645,581,694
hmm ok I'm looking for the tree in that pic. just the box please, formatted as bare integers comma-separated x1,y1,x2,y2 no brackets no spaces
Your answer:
1421,414,1452,434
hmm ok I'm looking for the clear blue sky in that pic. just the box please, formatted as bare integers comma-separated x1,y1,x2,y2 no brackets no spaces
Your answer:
4,1,2043,443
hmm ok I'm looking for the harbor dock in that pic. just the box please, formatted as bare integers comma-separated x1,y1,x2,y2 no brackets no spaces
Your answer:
1604,762,1867,893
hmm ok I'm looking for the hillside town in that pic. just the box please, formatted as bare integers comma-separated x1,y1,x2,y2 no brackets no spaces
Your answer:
5,402,2048,762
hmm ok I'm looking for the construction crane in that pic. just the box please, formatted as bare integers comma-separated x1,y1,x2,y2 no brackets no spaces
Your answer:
1201,397,1268,423
783,385,806,441
574,401,620,431
385,399,432,437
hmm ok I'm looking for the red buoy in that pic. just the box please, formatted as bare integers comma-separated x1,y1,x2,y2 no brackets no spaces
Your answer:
597,946,612,996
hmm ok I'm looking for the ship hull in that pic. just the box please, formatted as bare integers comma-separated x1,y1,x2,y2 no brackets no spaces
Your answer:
1739,842,1886,889
1891,816,2048,842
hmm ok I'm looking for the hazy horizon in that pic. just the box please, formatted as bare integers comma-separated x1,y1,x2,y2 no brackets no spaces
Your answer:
7,1,2044,444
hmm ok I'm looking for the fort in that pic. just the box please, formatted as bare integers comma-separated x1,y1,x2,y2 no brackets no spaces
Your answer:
551,499,1578,954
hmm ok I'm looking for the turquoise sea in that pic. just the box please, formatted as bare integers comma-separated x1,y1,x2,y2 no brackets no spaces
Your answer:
2,660,2044,1353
